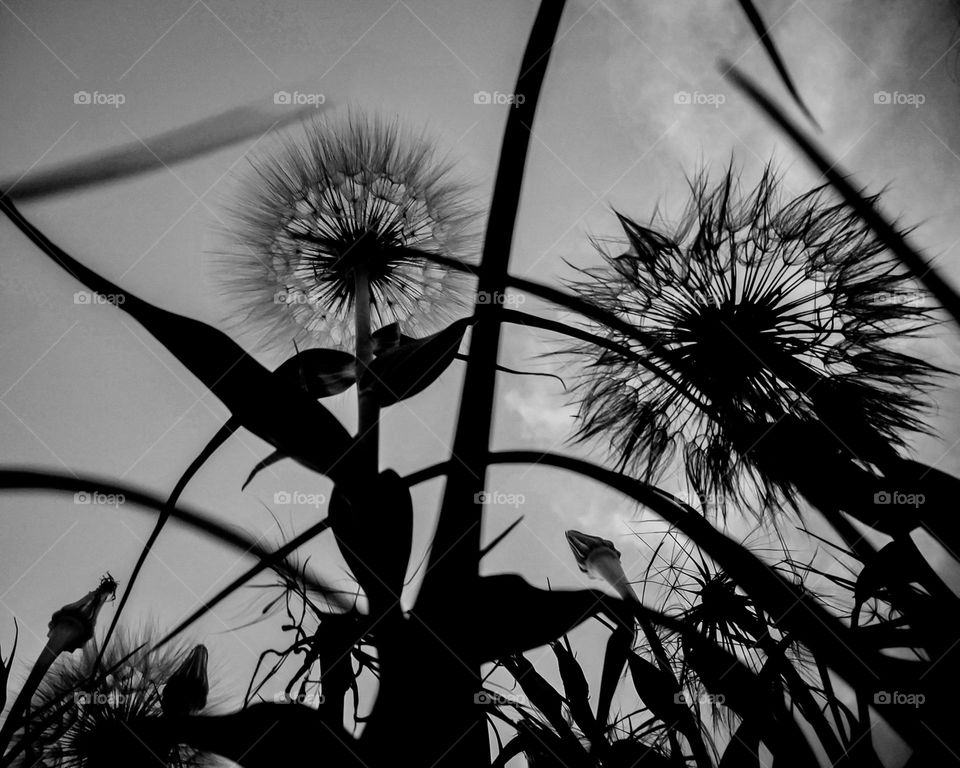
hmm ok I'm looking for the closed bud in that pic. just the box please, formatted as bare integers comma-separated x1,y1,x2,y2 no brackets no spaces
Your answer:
162,644,209,715
47,574,117,654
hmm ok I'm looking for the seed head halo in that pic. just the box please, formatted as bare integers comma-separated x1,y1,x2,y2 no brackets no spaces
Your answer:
218,108,481,354
566,161,941,515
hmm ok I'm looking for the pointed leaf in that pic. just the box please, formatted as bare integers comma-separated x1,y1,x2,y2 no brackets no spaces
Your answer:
596,626,632,731
551,640,596,736
626,652,686,728
329,470,413,614
371,323,403,356
273,348,357,398
502,655,565,728
362,318,473,406
0,198,356,482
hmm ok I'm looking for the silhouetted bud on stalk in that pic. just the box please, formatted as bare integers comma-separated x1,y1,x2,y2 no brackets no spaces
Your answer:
0,575,117,750
565,530,637,602
162,644,209,716
46,574,118,655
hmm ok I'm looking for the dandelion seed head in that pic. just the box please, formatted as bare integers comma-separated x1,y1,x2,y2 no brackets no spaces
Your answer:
218,109,480,353
568,163,941,513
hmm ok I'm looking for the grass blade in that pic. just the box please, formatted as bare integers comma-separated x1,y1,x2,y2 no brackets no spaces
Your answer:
1,102,321,201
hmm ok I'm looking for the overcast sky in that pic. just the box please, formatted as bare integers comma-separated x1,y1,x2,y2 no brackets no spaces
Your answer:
3,1,960,763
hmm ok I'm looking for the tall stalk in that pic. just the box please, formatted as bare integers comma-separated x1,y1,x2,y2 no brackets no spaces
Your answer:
353,267,379,473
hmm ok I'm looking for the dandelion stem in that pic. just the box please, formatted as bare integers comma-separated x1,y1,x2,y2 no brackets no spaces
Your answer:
354,268,379,473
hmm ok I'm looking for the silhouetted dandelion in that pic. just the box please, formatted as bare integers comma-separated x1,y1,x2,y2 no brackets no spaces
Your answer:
24,631,211,768
220,110,480,353
567,163,940,511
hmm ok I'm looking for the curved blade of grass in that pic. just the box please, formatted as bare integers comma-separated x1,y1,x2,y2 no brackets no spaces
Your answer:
723,63,960,326
0,468,349,610
732,0,819,129
1,102,322,201
412,2,568,763
418,0,569,611
99,420,237,665
0,196,356,482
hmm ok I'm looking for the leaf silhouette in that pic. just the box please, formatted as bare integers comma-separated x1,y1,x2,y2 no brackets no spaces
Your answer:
362,318,473,406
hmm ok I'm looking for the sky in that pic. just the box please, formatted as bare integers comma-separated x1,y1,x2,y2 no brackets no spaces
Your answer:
3,1,960,765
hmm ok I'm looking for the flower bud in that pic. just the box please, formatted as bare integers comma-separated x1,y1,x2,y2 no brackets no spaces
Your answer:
47,574,117,655
162,644,209,716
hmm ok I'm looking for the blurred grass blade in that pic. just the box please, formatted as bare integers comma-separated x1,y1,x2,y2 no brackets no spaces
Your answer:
479,516,524,560
0,468,349,610
724,63,960,326
0,197,356,481
1,102,322,201
733,0,819,128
